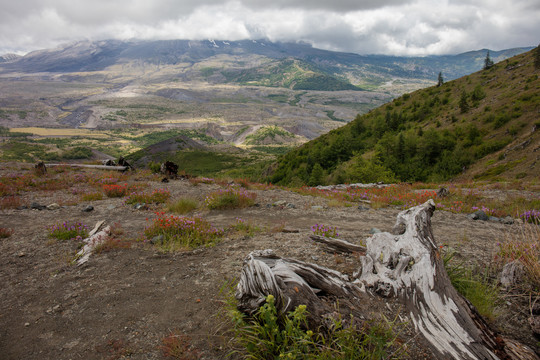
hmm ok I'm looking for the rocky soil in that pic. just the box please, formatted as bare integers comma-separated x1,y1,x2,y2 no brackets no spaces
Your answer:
0,165,538,359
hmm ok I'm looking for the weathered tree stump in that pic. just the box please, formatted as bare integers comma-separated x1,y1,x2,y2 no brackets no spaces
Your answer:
309,234,366,254
117,156,134,171
34,161,47,175
236,200,539,360
160,161,179,179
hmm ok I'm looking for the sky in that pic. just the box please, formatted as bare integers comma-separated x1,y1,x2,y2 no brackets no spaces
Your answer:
1,0,539,56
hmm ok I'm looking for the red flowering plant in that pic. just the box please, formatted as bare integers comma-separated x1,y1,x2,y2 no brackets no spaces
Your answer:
144,212,224,250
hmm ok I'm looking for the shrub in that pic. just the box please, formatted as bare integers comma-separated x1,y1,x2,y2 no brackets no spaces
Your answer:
148,161,162,174
229,218,260,237
205,187,256,210
519,209,540,224
0,227,14,238
103,184,128,198
167,198,199,214
228,294,397,359
81,192,104,201
125,189,171,205
47,221,89,241
311,224,339,237
144,212,223,250
0,195,22,209
161,330,200,359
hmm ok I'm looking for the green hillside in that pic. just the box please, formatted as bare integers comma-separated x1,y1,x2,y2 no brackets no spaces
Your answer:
269,48,540,185
222,58,360,91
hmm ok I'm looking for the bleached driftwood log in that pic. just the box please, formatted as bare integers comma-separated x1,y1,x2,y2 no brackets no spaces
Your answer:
46,164,128,171
74,220,110,266
236,200,539,360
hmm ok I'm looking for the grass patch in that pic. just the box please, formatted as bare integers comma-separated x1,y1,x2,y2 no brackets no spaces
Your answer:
228,218,261,237
205,187,256,210
497,221,540,291
444,250,500,322
166,198,199,214
80,192,104,201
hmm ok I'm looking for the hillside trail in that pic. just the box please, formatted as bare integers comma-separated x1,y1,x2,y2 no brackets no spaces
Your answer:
0,174,537,359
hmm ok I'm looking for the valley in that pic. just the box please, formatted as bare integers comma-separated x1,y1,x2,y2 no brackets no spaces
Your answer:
0,40,533,175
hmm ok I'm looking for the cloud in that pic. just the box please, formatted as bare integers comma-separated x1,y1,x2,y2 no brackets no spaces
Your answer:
0,0,538,55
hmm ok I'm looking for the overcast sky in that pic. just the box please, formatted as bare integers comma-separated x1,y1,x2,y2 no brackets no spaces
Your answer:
1,0,538,56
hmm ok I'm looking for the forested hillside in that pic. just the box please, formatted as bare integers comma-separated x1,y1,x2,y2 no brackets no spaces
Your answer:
270,47,540,185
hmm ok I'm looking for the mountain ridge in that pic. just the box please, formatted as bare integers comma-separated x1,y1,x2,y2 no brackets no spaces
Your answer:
0,39,532,84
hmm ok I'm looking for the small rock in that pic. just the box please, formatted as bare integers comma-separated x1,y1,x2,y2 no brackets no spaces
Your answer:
311,256,319,261
31,202,46,210
273,200,287,207
357,205,369,211
46,203,60,210
18,252,26,257
134,203,147,210
501,216,514,225
488,216,500,222
16,205,29,210
437,187,449,198
24,322,30,327
107,205,116,210
311,206,323,211
468,210,489,221
500,260,525,289
82,205,94,212
286,203,296,209
370,228,382,234
150,235,164,245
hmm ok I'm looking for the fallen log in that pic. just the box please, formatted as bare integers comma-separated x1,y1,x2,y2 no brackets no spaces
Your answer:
46,164,128,171
236,200,539,360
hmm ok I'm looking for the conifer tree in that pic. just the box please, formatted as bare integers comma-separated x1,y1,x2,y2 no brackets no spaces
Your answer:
459,90,469,113
483,50,494,70
437,72,444,87
535,43,540,69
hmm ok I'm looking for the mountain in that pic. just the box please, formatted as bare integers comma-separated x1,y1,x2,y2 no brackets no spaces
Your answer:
0,54,21,63
1,39,532,86
269,47,540,184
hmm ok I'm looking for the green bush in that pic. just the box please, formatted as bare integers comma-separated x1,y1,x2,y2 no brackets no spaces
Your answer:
228,294,397,359
205,187,256,210
167,198,198,214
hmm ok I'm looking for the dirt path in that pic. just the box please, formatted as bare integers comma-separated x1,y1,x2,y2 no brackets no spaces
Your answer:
0,175,537,359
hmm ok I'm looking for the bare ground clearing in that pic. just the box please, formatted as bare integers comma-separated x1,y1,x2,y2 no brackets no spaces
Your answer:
0,169,538,359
